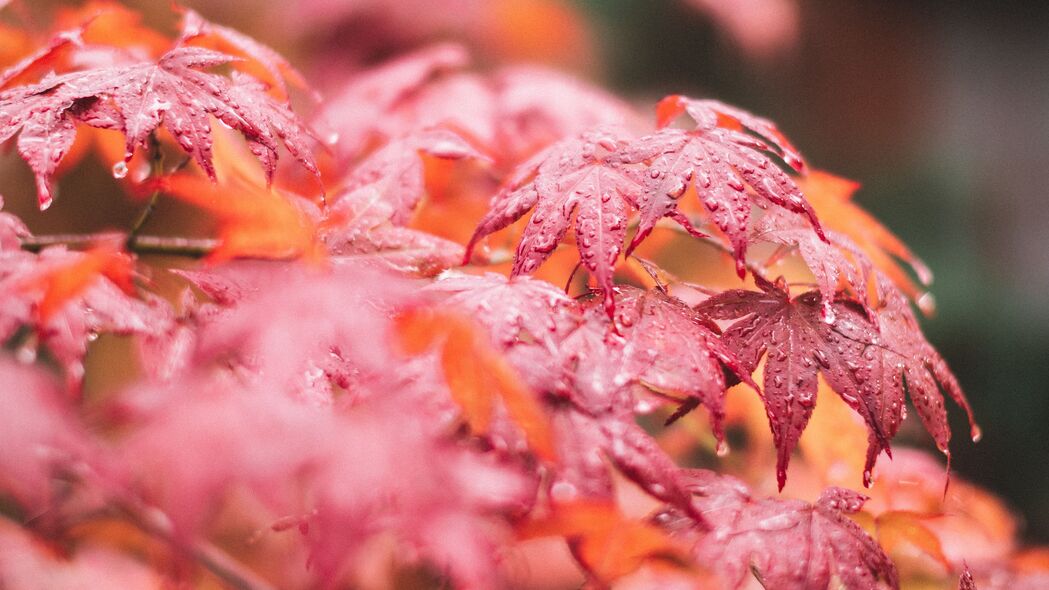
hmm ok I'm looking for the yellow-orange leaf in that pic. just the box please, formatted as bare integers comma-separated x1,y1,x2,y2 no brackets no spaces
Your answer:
800,170,933,307
160,133,324,263
519,502,691,583
876,510,951,570
22,242,135,322
395,308,556,461
57,1,171,57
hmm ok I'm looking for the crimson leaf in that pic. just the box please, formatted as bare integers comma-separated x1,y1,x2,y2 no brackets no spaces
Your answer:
657,470,898,590
466,127,640,317
626,96,824,276
0,46,318,209
698,276,976,489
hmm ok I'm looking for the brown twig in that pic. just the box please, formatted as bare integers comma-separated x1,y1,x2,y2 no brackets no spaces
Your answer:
21,233,217,258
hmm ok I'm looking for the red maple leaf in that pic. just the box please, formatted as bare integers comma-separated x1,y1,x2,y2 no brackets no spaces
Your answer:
0,45,318,209
465,127,641,317
595,286,753,444
626,95,824,276
698,276,976,488
657,470,898,590
752,209,875,320
0,243,170,388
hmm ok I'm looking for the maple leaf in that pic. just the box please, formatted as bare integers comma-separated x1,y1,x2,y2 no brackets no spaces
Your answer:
657,470,899,590
466,127,640,316
800,171,934,307
873,510,950,570
55,1,172,58
0,243,170,388
519,501,692,584
0,45,318,208
493,65,644,162
426,276,705,513
159,130,324,262
698,276,976,489
340,128,488,224
752,209,874,320
427,271,580,351
315,42,472,161
626,95,824,276
118,373,531,588
959,564,977,590
427,271,582,398
0,358,92,510
320,185,464,275
170,262,422,406
162,172,323,263
396,307,557,461
568,287,753,446
0,26,87,91
178,8,311,102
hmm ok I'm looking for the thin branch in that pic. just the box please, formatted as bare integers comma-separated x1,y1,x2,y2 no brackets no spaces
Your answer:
654,220,770,281
125,134,165,249
119,501,278,590
21,233,217,258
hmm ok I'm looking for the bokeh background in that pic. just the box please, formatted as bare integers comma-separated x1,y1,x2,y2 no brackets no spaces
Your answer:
3,0,1047,545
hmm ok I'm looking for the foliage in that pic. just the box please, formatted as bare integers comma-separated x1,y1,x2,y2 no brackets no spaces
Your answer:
0,2,1044,589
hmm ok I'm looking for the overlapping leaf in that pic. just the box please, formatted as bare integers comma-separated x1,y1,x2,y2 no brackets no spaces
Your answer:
626,95,823,275
466,127,639,316
0,242,170,388
800,171,933,305
519,502,692,584
698,276,976,488
0,45,318,208
657,470,898,590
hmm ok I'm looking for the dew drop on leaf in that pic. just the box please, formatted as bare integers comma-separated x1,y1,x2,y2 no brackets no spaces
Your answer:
971,424,983,443
112,161,129,179
716,439,730,457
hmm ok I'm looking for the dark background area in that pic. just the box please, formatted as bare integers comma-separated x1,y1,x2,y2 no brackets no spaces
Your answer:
582,0,1049,543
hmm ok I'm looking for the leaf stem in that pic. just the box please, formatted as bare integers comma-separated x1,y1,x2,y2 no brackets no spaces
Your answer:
125,134,165,250
655,221,770,281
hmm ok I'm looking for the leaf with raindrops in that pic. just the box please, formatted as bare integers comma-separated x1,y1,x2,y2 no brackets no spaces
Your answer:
624,95,825,277
697,275,977,489
657,470,899,590
0,45,318,209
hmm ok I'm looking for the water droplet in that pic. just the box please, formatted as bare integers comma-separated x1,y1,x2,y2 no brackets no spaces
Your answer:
112,161,129,179
970,425,983,443
917,292,937,315
550,481,578,501
821,304,836,324
15,343,37,364
716,439,730,457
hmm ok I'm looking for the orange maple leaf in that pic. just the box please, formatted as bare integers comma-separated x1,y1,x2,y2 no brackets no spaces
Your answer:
396,308,556,462
519,502,693,583
159,132,324,263
22,242,135,322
